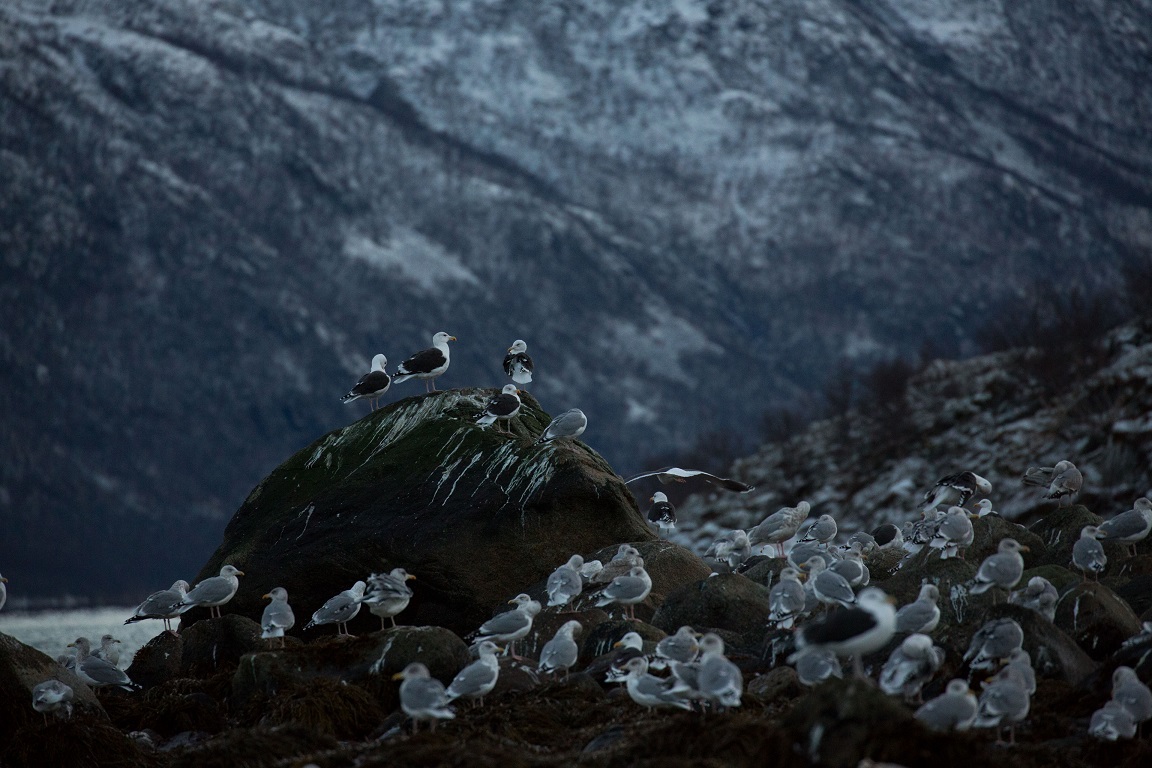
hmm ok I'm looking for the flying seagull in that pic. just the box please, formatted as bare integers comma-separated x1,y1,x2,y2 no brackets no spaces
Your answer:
625,466,754,493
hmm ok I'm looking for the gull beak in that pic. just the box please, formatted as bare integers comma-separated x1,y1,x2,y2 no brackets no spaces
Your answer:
235,570,246,576
508,598,519,604
391,672,406,681
0,576,7,583
495,646,505,653
885,595,898,605
1018,546,1031,553
449,336,457,342
66,642,75,648
262,593,272,600
405,574,416,581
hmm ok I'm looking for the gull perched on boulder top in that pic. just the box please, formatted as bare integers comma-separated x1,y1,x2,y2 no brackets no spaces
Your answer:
392,332,455,392
304,580,366,635
179,565,244,619
1022,459,1082,506
749,501,811,558
1098,497,1152,557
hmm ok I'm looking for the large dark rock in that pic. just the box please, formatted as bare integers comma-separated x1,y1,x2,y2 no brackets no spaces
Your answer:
985,604,1097,684
1028,505,1103,567
969,514,1044,567
179,615,264,678
1053,581,1143,661
187,390,653,636
650,573,771,639
124,630,182,691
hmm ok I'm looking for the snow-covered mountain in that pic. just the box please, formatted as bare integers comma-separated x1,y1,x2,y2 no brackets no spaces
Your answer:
2,0,1149,600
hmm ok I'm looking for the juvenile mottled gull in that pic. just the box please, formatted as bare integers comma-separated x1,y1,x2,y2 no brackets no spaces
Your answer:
974,665,1032,745
895,584,941,635
705,529,752,570
539,620,582,677
768,567,808,629
749,502,811,558
534,408,587,445
692,633,744,709
471,593,541,659
800,514,838,545
923,471,992,512
914,679,978,732
126,579,190,632
304,580,366,635
503,339,534,384
392,332,455,392
647,492,677,535
261,587,295,647
879,633,944,703
475,384,522,433
340,353,390,410
970,539,1028,595
580,559,604,584
393,662,454,731
1090,700,1138,741
930,507,974,560
1112,665,1152,724
621,657,692,711
363,568,415,629
1098,497,1152,557
446,641,501,705
67,637,140,691
1072,525,1107,580
32,679,74,724
964,618,1025,672
546,555,585,608
179,565,245,619
1022,459,1082,506
93,635,122,667
624,466,754,493
795,648,842,687
592,545,642,584
790,587,897,678
1008,576,1059,622
595,565,652,620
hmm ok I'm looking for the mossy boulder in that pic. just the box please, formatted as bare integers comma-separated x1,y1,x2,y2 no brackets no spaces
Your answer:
969,514,1044,566
179,615,263,678
651,573,771,640
186,389,653,636
124,630,182,690
1028,505,1103,567
1053,581,1142,660
985,604,1096,683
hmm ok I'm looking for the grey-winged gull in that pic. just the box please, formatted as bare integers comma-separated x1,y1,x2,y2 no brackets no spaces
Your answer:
647,492,677,535
974,665,1032,745
1072,525,1107,580
595,565,652,620
125,579,190,632
393,662,454,731
964,617,1024,671
895,584,941,634
691,633,743,709
1112,665,1152,724
655,626,700,667
1098,497,1152,557
621,657,692,711
1022,459,1082,506
534,408,587,445
546,555,585,609
591,545,642,585
970,539,1028,595
32,679,74,724
923,471,992,512
539,620,582,677
795,649,842,687
789,587,896,678
1090,700,1138,741
363,568,415,629
340,353,390,410
93,634,122,667
179,565,244,619
67,637,140,691
1008,576,1058,622
304,580,366,635
392,332,455,392
879,633,944,703
624,466,754,493
471,593,541,659
768,567,808,629
705,530,751,570
829,546,870,587
503,339,534,384
914,679,978,731
261,587,295,647
800,514,838,545
446,641,501,705
749,501,811,558
930,507,974,560
799,555,855,608
475,384,522,433
1003,648,1036,696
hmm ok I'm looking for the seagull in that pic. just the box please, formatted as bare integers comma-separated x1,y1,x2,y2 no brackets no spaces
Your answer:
829,546,870,587
974,665,1032,745
929,507,974,560
393,662,454,732
470,593,541,659
392,332,455,392
1111,666,1152,725
538,620,582,677
546,555,585,609
687,633,743,710
795,649,842,687
789,587,897,678
1097,497,1152,557
1008,576,1059,622
970,539,1028,595
475,384,522,434
503,339,534,384
895,584,941,635
749,502,811,558
871,523,904,550
1022,459,1083,506
1003,648,1036,696
66,637,140,691
705,530,752,570
624,466,754,493
964,618,1024,672
93,634,122,667
260,587,295,648
646,492,677,536
445,641,501,706
595,565,652,620
179,565,244,619
974,499,997,517
1072,525,1107,580
1090,700,1138,741
768,567,808,629
654,626,701,667
340,353,390,410
804,556,857,608
879,633,944,703
620,657,693,711
800,514,838,545
125,579,191,632
363,568,416,629
603,632,647,683
915,679,978,732
31,680,74,724
591,545,642,585
534,408,587,445
304,581,367,635
923,471,992,512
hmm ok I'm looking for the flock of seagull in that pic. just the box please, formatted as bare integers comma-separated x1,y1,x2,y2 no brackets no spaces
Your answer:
12,334,1152,752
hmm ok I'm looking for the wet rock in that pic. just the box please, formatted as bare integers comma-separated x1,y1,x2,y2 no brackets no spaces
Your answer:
124,630,182,690
260,676,386,738
651,573,771,640
520,608,610,663
985,604,1096,683
746,665,801,704
178,615,263,678
739,555,785,587
580,619,665,661
969,514,1044,566
187,390,652,636
0,630,106,748
1053,581,1142,660
2,718,151,768
1028,505,1103,567
164,724,339,768
129,678,227,737
1019,564,1081,594
584,539,713,615
1113,573,1152,617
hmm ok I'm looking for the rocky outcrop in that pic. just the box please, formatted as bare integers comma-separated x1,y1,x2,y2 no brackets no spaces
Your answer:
187,389,652,635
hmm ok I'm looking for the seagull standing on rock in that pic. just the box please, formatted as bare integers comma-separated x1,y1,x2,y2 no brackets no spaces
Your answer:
534,408,587,445
879,633,945,703
970,539,1028,596
261,588,294,648
546,555,585,609
923,471,992,512
915,679,978,732
125,579,190,633
31,680,74,724
1022,459,1083,506
539,620,582,677
647,492,677,536
1098,497,1152,557
800,514,838,545
470,593,541,659
768,567,808,629
393,662,454,732
304,580,367,635
503,339,534,384
789,587,897,678
363,568,416,629
595,565,652,620
446,641,502,706
1072,525,1108,580
340,353,390,410
475,384,522,434
392,332,455,392
1009,576,1059,621
705,530,752,570
179,565,244,619
895,584,941,635
930,507,975,560
749,501,811,558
